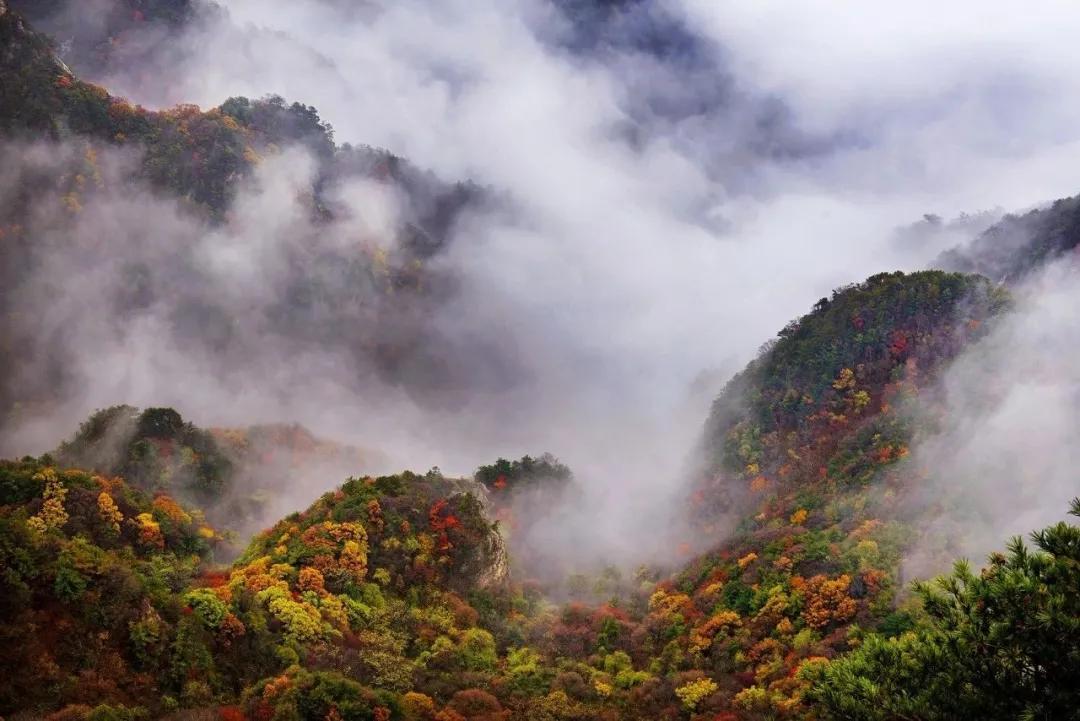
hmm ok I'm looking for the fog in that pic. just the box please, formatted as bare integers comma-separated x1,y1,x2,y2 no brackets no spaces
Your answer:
903,257,1080,578
5,0,1080,572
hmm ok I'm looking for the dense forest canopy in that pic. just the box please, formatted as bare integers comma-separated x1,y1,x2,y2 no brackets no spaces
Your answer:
1,2,1078,720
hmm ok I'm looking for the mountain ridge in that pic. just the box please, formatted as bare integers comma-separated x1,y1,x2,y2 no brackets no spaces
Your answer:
0,4,1077,720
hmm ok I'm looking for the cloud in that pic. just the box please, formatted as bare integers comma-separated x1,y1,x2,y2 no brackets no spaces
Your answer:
903,257,1080,578
5,0,1080,573
677,0,1080,208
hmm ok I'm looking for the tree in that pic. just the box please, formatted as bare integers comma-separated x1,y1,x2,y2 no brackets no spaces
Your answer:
804,498,1080,720
675,677,718,711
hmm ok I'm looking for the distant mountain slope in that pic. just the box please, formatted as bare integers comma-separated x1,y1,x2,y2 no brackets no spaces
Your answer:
938,193,1080,281
694,270,1008,525
54,405,379,552
0,4,498,440
0,2,479,221
6,0,208,83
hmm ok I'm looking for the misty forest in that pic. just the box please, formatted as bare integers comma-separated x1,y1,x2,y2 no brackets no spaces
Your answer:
1,1,1079,720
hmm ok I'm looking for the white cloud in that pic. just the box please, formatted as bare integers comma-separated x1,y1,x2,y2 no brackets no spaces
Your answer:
8,0,1080,571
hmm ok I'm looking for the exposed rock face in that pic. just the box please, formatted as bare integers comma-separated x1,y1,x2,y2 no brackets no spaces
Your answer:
444,476,511,586
478,524,510,587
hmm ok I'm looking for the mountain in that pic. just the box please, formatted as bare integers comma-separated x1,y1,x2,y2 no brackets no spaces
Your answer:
2,262,1078,720
1,4,1078,721
53,405,380,553
693,270,1008,524
6,268,1074,721
938,193,1080,282
5,0,209,83
0,1,491,443
0,452,512,719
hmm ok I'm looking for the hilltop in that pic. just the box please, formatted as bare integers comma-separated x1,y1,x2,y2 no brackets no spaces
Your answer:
52,405,380,553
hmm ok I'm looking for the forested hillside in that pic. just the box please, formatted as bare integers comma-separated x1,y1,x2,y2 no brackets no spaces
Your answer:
5,0,208,82
0,458,222,711
1,3,1077,720
6,267,1076,720
939,193,1080,282
0,0,488,441
53,406,377,552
